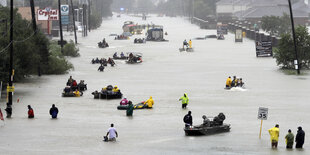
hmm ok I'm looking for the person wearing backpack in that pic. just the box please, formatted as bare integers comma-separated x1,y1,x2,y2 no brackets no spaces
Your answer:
49,104,59,119
183,111,192,128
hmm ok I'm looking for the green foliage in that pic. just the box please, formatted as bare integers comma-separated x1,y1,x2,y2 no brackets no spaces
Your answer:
261,14,291,36
46,42,73,74
0,7,73,82
63,40,80,57
274,26,310,69
89,11,103,29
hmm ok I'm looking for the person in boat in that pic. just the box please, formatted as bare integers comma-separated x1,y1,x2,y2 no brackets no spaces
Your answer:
120,97,128,105
126,101,134,116
67,76,74,86
202,115,210,127
237,78,244,87
179,93,189,109
108,58,115,66
112,85,120,93
128,53,134,62
231,76,237,87
102,38,106,45
144,96,154,108
73,89,81,97
213,113,226,126
183,39,188,49
189,39,192,48
98,64,105,72
78,80,87,90
64,86,71,93
49,104,59,119
120,52,125,58
225,76,232,88
71,80,78,90
134,38,137,43
183,111,193,128
27,105,34,118
113,52,118,58
95,57,100,63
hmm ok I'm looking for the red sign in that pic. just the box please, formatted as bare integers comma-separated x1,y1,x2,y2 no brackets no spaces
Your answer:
37,8,59,21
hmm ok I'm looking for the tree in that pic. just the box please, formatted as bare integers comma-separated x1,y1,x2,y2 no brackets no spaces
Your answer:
274,26,310,69
261,14,291,36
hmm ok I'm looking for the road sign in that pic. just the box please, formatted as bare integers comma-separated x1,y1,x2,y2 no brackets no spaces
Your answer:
61,5,69,15
258,107,268,120
61,15,69,25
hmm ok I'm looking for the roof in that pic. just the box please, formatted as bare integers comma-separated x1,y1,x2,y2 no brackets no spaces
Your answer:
235,5,308,19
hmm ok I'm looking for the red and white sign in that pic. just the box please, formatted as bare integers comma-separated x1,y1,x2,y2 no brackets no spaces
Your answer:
37,8,59,21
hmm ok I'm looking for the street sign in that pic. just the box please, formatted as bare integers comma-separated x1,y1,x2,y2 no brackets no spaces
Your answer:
61,5,69,16
37,8,59,21
235,29,243,42
61,15,69,25
258,107,268,120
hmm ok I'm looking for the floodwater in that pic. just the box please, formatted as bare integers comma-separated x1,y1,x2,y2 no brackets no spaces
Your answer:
0,14,310,155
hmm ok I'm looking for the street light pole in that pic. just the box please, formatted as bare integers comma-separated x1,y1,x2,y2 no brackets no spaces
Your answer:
58,0,64,53
288,0,300,74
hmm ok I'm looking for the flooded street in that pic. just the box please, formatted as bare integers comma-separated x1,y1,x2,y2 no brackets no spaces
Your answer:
1,15,310,154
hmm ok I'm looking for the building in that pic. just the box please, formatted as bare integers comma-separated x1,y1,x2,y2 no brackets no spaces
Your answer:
17,7,52,34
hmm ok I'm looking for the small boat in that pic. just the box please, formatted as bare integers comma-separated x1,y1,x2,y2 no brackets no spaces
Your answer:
184,124,230,136
113,56,128,60
117,102,151,110
92,91,123,99
62,91,83,97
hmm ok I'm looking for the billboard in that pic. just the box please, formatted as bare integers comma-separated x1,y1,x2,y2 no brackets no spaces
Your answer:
37,8,59,21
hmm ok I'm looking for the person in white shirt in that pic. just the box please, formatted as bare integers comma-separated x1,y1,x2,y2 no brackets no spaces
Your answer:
106,124,118,141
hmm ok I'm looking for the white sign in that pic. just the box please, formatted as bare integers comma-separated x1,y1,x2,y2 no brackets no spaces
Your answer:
258,107,268,120
37,8,59,21
61,5,69,15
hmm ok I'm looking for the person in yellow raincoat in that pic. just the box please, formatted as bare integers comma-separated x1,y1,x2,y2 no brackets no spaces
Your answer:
189,40,192,48
112,86,120,93
73,90,80,97
268,124,280,148
144,96,154,108
225,76,232,88
179,93,189,109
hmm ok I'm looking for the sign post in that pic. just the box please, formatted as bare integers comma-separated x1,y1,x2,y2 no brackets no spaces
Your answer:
37,8,59,34
258,107,268,139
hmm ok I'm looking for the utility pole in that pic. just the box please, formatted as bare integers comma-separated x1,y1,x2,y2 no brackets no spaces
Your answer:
6,0,14,118
30,0,37,34
288,0,300,74
83,4,87,36
58,0,64,53
88,0,91,32
71,0,77,44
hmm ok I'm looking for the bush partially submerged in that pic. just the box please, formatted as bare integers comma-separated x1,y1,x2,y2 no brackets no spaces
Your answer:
63,40,80,57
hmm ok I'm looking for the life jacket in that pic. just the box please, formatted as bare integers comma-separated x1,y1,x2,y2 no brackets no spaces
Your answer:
28,109,34,117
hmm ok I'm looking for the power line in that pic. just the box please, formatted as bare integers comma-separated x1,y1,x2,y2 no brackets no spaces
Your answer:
0,41,12,55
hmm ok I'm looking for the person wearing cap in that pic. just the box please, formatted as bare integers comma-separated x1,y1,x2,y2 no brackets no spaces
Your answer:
120,97,128,105
285,129,294,149
296,126,305,148
268,124,280,148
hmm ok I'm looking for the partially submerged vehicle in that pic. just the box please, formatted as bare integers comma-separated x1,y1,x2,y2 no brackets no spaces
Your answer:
126,52,143,64
146,27,168,42
256,41,272,57
184,113,230,136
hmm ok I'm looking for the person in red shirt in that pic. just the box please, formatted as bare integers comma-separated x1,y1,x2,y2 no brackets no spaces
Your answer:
28,105,34,118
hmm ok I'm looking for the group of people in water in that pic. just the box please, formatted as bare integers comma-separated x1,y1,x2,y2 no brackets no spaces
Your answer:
268,124,305,149
113,52,126,59
225,76,244,88
15,104,59,119
182,39,192,49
